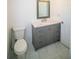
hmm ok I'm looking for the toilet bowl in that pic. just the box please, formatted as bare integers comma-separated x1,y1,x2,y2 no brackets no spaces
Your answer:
14,39,27,55
14,39,27,59
13,27,27,59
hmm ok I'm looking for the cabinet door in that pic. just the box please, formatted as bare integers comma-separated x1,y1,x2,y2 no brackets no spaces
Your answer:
54,24,60,41
47,24,60,43
32,28,40,49
36,27,49,48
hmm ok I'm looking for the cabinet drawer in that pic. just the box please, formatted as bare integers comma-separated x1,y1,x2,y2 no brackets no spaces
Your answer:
48,24,60,31
35,27,49,35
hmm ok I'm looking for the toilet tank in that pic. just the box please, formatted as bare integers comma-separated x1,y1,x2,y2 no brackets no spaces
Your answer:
13,27,25,40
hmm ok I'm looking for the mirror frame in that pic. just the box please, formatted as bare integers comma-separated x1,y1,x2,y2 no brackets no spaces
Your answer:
37,0,50,19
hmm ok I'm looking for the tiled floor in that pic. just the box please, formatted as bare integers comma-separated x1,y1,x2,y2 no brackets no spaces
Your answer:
25,41,70,59
10,38,70,59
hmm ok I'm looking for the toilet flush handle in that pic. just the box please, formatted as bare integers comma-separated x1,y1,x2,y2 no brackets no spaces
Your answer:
15,39,17,42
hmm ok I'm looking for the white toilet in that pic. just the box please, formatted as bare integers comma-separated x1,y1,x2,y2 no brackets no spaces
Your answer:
13,27,27,59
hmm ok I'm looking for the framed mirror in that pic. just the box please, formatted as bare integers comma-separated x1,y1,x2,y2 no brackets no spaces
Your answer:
37,0,50,19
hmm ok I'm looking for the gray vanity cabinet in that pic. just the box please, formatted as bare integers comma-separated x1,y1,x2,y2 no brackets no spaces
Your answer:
32,23,61,50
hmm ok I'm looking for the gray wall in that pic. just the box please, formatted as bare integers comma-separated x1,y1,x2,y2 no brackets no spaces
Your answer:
50,0,71,48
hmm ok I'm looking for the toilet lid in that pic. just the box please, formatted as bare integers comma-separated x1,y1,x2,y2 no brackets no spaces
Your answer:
14,39,27,55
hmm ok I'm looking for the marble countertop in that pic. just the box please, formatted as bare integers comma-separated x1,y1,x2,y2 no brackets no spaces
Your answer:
32,17,63,28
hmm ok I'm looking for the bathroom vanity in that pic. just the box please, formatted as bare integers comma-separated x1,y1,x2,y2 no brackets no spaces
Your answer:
32,18,62,50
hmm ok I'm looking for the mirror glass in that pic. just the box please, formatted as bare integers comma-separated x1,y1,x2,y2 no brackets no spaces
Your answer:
37,0,50,18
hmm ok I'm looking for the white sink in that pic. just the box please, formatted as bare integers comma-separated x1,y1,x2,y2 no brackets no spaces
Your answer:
32,17,63,28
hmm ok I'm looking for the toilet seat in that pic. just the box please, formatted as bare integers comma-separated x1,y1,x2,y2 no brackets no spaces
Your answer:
14,39,27,55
